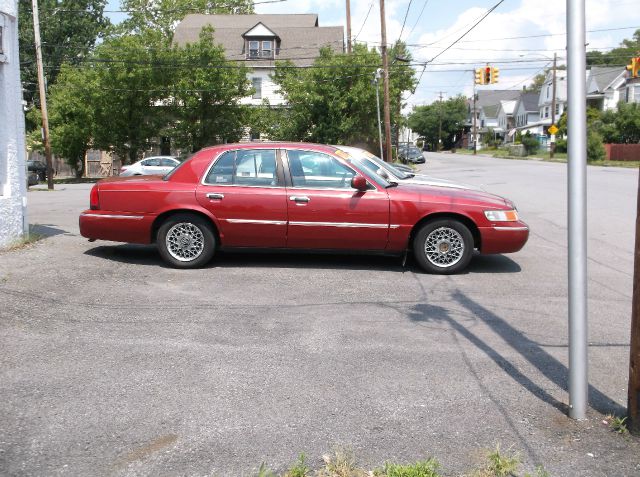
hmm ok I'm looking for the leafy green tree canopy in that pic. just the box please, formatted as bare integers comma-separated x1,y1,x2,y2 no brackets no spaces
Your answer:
268,43,415,151
408,96,467,150
120,0,254,39
19,0,110,111
587,29,640,66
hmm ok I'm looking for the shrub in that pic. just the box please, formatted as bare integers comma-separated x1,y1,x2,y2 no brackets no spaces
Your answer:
554,138,567,153
521,133,539,155
587,131,606,162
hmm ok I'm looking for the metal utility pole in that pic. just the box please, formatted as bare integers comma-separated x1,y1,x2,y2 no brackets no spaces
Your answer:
567,0,588,421
629,171,640,433
379,0,393,162
550,52,558,158
437,91,445,152
32,0,54,190
345,0,352,53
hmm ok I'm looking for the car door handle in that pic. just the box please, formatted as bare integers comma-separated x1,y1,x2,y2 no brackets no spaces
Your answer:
289,196,310,203
206,193,224,200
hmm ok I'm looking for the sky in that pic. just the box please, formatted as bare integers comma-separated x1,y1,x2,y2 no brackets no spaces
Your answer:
106,0,640,109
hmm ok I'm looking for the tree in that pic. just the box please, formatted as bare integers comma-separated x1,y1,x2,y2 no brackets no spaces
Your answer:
523,73,546,93
48,63,99,177
408,96,467,150
164,28,252,153
269,43,415,150
19,0,110,114
587,29,640,66
120,0,254,39
601,102,640,144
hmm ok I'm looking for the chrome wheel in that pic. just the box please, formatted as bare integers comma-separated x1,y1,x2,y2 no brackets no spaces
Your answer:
165,222,205,262
424,226,465,268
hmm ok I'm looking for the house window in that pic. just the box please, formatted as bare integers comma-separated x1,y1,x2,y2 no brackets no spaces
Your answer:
544,106,549,118
252,77,262,99
247,39,275,59
626,87,630,103
546,85,550,98
249,40,259,58
555,104,559,115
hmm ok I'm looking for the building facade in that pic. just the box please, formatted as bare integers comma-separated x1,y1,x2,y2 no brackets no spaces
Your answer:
0,0,28,248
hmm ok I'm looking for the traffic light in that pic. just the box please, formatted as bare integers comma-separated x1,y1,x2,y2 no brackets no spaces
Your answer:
627,57,640,78
484,66,492,85
491,67,500,84
474,68,484,85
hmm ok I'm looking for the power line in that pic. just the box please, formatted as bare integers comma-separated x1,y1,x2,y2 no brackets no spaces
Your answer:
407,0,430,38
43,0,287,14
353,0,375,43
425,0,505,64
398,0,413,41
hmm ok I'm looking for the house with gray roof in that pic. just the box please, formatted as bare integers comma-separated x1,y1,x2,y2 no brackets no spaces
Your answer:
586,66,628,111
174,14,344,112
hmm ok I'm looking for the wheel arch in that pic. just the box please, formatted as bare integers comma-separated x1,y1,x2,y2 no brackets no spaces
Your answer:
151,208,220,245
409,212,481,250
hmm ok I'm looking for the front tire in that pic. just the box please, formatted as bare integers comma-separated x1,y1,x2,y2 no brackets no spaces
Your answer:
157,213,215,268
413,219,474,274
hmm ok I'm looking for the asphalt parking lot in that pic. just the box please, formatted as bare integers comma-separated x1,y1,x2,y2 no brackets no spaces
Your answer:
1,152,639,476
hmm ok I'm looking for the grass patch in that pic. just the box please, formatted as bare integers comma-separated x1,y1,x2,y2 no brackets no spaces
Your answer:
4,230,45,251
247,447,550,477
604,414,629,435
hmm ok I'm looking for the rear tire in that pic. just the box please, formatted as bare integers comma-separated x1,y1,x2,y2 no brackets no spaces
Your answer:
413,219,474,274
157,213,215,268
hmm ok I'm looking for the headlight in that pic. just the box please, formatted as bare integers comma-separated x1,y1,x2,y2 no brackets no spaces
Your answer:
484,210,519,222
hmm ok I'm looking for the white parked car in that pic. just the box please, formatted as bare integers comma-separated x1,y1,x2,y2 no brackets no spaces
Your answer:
335,145,478,190
119,156,180,177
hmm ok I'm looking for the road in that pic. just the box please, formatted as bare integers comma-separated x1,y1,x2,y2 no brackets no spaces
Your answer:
1,152,639,476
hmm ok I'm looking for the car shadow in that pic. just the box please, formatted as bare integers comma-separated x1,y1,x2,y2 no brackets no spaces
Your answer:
84,244,523,274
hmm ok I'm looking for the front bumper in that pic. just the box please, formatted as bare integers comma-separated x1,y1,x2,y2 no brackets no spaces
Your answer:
478,221,529,254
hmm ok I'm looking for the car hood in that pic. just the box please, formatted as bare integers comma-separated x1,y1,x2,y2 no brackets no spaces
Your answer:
391,182,513,209
403,174,481,191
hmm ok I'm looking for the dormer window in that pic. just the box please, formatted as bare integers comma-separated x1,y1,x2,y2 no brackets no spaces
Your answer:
243,22,279,60
248,40,273,59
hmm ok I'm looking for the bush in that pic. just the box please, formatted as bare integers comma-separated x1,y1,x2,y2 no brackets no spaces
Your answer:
521,133,539,155
554,138,567,153
587,131,606,162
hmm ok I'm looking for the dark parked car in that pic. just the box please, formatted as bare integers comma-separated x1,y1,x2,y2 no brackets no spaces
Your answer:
80,142,529,274
27,160,47,181
399,146,425,164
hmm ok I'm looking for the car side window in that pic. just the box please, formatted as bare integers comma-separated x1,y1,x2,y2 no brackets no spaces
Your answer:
160,158,177,167
287,150,355,189
204,150,278,186
143,159,160,167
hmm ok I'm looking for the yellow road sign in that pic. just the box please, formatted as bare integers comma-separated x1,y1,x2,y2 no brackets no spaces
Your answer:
548,125,559,135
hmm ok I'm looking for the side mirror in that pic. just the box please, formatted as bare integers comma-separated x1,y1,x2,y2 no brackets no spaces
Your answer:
351,175,368,191
376,168,389,179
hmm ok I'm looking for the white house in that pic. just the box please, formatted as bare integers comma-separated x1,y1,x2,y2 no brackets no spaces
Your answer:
586,66,627,111
496,99,517,139
538,69,567,124
0,0,28,248
174,14,344,111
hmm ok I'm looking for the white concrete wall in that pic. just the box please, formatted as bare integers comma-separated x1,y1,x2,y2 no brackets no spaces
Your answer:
240,68,285,106
0,0,28,249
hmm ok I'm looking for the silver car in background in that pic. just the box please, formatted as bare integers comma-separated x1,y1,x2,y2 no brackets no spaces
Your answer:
335,145,478,190
119,156,180,177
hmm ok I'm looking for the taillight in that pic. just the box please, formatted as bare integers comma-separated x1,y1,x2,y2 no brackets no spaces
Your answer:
89,185,100,210
120,167,127,172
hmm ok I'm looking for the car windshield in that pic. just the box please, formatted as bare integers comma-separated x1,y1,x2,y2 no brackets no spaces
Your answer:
337,153,392,188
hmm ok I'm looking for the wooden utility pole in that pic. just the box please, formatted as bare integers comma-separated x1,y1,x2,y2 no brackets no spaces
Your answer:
32,0,54,190
550,52,557,159
472,76,477,155
379,0,392,162
629,170,640,433
345,0,352,53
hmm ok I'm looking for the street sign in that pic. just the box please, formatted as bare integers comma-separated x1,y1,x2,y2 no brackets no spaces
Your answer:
548,124,559,135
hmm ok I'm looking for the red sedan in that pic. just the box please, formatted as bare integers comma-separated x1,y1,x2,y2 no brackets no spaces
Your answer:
79,142,528,274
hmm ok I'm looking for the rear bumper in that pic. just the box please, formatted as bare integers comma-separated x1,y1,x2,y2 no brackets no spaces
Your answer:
479,221,529,254
79,211,155,244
